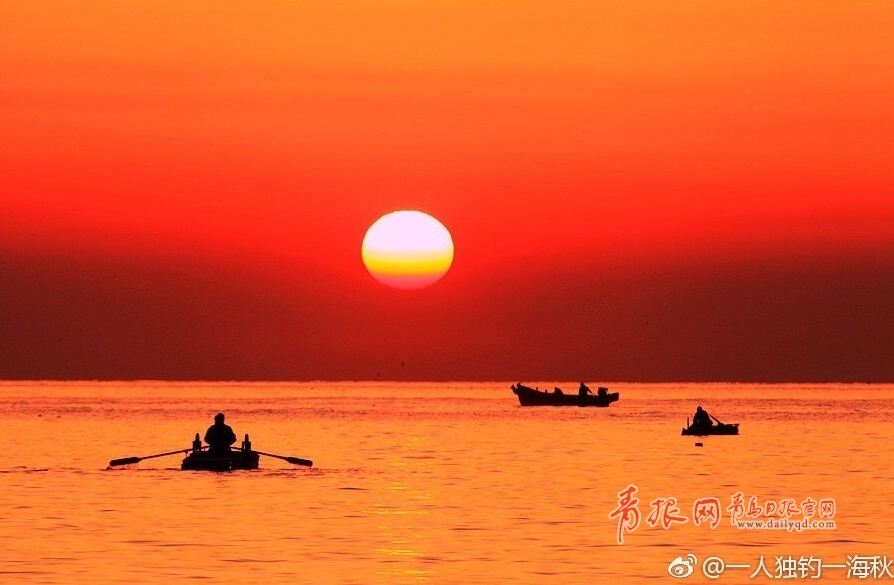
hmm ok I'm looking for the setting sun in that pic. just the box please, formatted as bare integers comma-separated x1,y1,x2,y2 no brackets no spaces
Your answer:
361,210,454,289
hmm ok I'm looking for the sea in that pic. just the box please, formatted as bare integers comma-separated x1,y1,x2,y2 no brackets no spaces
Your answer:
1,382,892,584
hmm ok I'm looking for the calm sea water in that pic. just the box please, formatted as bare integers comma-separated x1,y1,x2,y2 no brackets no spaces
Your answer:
1,382,892,584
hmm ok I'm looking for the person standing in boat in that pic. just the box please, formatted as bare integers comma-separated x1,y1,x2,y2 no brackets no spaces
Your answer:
204,412,237,456
578,382,592,397
692,406,713,431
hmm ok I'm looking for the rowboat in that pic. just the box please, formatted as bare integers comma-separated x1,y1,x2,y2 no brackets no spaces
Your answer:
511,383,619,407
681,422,739,436
108,433,312,471
181,449,260,471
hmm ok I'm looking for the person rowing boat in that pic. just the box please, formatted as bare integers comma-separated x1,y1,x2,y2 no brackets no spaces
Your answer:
682,406,739,436
109,415,313,470
204,412,237,456
691,406,713,432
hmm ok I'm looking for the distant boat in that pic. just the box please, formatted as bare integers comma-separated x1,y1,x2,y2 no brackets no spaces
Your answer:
511,383,619,407
681,421,740,436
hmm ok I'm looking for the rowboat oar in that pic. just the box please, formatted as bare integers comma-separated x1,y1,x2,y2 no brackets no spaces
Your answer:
108,448,190,467
709,414,725,426
252,450,313,467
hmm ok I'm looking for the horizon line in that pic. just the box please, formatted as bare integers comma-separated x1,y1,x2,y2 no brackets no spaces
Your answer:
0,379,890,385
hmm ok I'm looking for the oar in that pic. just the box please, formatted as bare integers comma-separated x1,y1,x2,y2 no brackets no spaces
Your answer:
252,450,313,467
108,448,191,467
709,414,725,426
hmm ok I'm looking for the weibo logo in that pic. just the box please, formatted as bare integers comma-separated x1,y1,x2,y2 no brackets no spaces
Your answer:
667,554,698,578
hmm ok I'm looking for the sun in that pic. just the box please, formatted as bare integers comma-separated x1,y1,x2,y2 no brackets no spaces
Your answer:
361,210,454,289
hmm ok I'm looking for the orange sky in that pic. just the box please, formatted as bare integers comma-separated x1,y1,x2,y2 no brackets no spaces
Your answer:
1,1,892,380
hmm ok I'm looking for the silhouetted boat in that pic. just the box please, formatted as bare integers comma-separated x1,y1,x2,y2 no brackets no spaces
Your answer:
181,449,260,471
681,422,739,436
108,432,312,471
511,383,619,407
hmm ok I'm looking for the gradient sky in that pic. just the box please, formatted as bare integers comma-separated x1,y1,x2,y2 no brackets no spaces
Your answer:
1,1,892,381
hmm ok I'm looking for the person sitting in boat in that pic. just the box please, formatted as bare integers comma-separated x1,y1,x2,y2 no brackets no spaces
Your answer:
692,406,713,431
597,386,608,398
553,387,563,395
578,382,592,397
204,412,237,456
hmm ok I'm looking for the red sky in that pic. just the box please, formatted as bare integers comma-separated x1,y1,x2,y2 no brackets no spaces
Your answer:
1,1,892,380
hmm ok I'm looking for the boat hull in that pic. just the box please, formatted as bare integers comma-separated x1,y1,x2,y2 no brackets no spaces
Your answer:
681,424,739,436
181,450,260,471
511,384,619,407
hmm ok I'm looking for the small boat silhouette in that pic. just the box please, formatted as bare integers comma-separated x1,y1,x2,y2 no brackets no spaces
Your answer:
108,433,312,471
511,383,619,407
681,416,740,436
